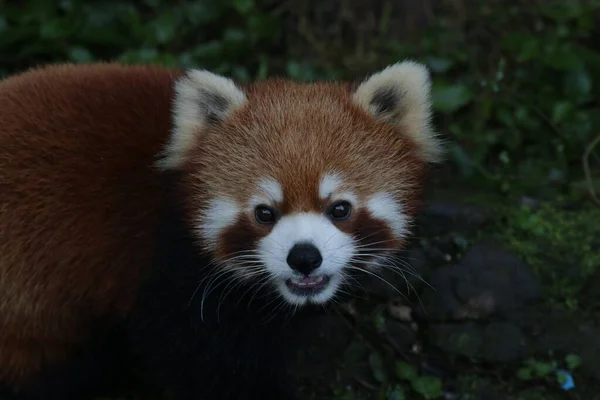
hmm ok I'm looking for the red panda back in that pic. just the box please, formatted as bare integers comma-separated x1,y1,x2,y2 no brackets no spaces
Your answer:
0,63,182,382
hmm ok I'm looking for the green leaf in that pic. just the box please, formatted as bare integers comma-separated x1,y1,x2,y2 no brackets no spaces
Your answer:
256,56,269,80
563,68,592,100
516,367,533,380
556,370,569,386
542,45,583,70
0,16,7,33
540,2,584,21
231,66,250,82
248,14,280,39
565,353,582,370
386,384,406,400
192,41,223,59
40,19,73,39
448,141,475,178
530,360,557,378
410,375,443,399
551,101,574,124
286,61,322,81
369,352,388,383
68,46,94,63
177,52,195,68
223,28,248,45
286,61,302,80
425,56,454,73
118,48,160,63
232,0,254,14
343,337,368,364
373,312,385,331
184,2,224,25
151,12,177,44
394,361,418,382
432,83,473,113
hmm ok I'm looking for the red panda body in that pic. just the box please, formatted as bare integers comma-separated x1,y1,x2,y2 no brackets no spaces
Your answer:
0,64,183,390
0,61,443,399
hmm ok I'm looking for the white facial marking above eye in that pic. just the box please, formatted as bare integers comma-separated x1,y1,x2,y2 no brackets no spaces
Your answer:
319,172,344,200
366,192,407,238
258,177,283,203
257,212,355,306
197,196,240,250
248,177,284,210
320,173,358,210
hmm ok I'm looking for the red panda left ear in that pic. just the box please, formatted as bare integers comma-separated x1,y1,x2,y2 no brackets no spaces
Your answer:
352,60,444,163
156,69,247,170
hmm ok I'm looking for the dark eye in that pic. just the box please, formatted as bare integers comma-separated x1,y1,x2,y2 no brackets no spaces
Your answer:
255,205,276,224
328,201,352,220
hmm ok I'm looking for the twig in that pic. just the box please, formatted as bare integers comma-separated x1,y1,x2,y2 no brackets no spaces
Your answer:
583,134,600,208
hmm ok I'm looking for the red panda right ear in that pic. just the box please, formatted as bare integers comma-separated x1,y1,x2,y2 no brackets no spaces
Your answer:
155,70,247,170
351,60,444,164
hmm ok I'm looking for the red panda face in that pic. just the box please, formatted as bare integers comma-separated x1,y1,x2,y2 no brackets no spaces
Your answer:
157,61,443,306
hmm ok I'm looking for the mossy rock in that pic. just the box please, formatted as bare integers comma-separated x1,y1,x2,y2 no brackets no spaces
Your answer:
484,200,600,309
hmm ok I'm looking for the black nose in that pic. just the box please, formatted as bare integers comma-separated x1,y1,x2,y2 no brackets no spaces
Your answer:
286,243,323,275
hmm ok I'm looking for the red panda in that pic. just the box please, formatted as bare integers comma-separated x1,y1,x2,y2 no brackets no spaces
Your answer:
0,61,443,399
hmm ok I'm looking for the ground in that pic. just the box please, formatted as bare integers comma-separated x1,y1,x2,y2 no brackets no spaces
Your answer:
2,2,599,399
289,175,600,400
98,170,600,400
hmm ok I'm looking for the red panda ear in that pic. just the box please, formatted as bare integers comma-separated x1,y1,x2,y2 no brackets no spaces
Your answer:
351,60,444,163
156,69,247,170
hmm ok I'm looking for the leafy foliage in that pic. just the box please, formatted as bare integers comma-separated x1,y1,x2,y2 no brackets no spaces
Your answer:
1,0,599,196
1,1,600,399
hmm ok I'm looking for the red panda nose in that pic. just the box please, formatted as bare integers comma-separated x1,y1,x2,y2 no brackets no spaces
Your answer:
286,243,323,276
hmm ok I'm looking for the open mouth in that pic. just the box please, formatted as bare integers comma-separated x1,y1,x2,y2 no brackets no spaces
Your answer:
285,275,331,296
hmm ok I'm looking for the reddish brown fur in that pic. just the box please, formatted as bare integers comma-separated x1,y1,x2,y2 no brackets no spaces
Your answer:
0,63,183,383
218,217,262,261
351,210,398,251
0,63,432,386
178,79,428,257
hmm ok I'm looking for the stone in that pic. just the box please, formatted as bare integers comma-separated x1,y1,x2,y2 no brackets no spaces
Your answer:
416,200,489,237
416,243,542,321
383,320,418,353
428,322,484,359
481,322,528,362
387,299,413,322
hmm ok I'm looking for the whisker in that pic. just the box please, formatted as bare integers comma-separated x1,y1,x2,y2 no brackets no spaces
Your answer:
246,278,274,309
345,264,408,301
235,274,272,308
199,268,233,322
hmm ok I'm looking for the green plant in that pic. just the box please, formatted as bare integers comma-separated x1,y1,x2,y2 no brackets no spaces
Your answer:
516,353,582,391
488,201,600,307
394,361,443,399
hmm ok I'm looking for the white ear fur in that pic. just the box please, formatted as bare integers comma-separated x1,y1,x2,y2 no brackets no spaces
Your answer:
352,60,444,163
156,69,247,170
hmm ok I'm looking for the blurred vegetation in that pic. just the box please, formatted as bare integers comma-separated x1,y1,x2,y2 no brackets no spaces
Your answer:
1,1,600,398
1,0,599,201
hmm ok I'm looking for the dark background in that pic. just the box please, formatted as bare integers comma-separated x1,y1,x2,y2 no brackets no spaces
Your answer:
1,1,599,399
